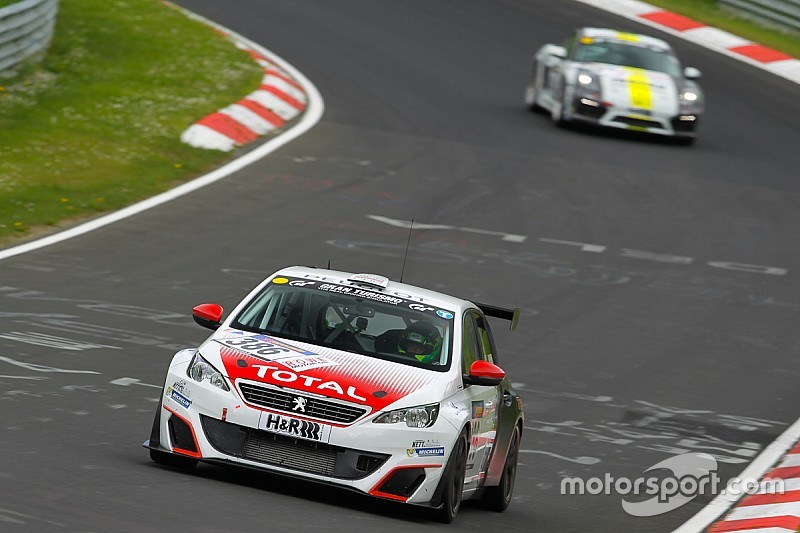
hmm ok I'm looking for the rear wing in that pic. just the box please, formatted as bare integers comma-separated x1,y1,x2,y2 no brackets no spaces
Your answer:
475,302,520,331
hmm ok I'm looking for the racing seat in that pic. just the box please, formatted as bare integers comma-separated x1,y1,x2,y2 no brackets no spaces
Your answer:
375,329,404,354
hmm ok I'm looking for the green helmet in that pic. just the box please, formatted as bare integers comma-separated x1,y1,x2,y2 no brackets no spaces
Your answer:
399,321,442,362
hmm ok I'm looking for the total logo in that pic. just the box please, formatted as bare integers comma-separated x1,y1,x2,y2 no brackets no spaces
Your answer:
252,364,367,402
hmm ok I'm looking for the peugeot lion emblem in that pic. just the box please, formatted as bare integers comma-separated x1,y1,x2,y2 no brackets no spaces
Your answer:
292,396,307,412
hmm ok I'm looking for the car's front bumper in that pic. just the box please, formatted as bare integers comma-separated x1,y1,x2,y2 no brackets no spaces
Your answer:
567,96,699,138
146,360,458,505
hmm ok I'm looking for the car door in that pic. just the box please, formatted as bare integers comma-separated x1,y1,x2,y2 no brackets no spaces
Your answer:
461,309,502,492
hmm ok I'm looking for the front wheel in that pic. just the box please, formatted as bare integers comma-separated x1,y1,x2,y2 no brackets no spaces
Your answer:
524,62,540,112
550,84,569,128
482,426,521,512
433,432,468,523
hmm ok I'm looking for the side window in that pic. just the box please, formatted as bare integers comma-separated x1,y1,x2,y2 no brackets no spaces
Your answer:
474,315,495,365
462,315,481,375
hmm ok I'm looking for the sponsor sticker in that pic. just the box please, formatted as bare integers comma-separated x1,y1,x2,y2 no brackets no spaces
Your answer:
472,400,485,419
436,309,454,320
279,355,338,371
272,277,289,284
258,412,332,443
166,380,192,408
407,446,446,458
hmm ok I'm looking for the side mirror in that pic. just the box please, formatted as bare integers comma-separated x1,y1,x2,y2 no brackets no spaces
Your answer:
684,66,702,80
192,303,223,330
463,360,505,387
550,45,567,59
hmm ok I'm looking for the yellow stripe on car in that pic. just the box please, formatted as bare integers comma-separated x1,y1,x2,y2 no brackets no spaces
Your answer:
616,32,639,42
623,67,652,112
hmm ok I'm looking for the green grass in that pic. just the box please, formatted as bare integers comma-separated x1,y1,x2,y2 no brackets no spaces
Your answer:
642,0,800,57
0,0,263,245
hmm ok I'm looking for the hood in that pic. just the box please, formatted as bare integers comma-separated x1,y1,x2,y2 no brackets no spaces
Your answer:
201,328,449,413
584,63,678,114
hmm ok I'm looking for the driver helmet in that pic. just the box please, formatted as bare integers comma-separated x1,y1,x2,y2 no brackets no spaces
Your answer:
399,321,442,362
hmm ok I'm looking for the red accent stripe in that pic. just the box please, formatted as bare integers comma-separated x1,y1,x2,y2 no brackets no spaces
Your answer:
244,49,269,63
368,464,442,502
237,99,286,127
162,405,202,459
729,44,793,63
260,85,305,110
197,113,259,144
640,11,705,31
266,68,304,91
788,444,800,455
710,516,800,532
767,466,800,479
739,489,800,507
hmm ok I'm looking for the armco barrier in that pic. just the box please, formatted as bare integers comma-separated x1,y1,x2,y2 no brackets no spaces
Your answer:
0,0,58,75
721,0,800,33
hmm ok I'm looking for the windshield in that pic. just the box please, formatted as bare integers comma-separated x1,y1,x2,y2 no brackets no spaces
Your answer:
231,277,454,372
574,40,681,77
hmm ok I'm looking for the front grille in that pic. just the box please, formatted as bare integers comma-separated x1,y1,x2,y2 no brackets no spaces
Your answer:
243,430,338,476
613,116,663,129
238,382,368,424
201,415,388,479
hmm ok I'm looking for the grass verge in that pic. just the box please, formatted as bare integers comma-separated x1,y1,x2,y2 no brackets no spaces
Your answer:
0,0,263,246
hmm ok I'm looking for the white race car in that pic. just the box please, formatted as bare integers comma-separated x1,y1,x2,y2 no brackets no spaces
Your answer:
144,266,523,523
525,27,704,143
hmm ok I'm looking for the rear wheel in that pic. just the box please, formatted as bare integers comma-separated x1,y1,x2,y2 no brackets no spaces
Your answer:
482,426,521,512
149,448,198,470
433,432,468,523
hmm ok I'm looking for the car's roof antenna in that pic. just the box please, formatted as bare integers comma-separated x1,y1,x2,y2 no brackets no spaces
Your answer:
399,218,414,283
327,259,331,269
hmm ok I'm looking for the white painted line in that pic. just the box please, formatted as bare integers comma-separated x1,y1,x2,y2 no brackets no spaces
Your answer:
110,377,161,388
674,415,800,532
0,17,324,262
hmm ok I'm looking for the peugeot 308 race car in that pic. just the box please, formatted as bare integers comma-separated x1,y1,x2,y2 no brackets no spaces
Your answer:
525,27,704,143
144,266,523,523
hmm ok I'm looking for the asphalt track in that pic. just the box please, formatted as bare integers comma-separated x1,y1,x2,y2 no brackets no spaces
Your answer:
1,1,799,531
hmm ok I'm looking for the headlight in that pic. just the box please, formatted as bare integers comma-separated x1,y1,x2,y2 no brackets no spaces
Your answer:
373,403,439,428
680,91,698,102
187,352,230,391
575,70,601,97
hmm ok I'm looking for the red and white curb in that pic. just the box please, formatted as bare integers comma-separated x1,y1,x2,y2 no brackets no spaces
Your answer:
575,0,800,85
707,438,800,532
180,43,308,152
0,4,323,262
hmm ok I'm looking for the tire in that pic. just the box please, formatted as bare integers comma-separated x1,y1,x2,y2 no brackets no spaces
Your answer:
433,432,468,523
149,448,198,470
482,426,521,512
551,84,569,128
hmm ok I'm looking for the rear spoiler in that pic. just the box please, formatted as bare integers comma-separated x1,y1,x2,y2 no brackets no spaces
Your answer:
475,303,520,331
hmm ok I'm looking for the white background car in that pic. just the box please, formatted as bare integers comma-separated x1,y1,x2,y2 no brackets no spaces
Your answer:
145,266,524,523
525,27,704,143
